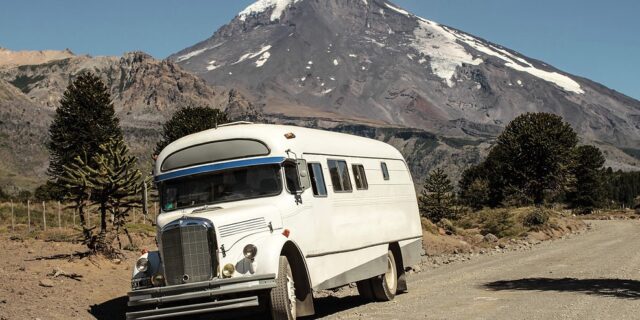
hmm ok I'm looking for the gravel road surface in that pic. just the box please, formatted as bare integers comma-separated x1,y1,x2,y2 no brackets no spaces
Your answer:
312,220,640,320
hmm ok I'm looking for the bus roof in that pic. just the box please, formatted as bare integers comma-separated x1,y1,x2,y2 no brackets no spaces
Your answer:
155,123,405,175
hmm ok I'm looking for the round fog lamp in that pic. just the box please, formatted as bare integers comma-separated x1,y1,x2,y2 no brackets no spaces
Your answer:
243,244,258,260
136,257,149,273
222,263,235,278
151,273,165,286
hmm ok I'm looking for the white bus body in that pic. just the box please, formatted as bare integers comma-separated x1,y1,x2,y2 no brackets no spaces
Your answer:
127,123,422,319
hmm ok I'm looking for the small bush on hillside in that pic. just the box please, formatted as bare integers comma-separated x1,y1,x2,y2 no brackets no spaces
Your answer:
523,207,550,227
573,207,595,215
480,209,525,238
421,217,438,235
437,218,458,235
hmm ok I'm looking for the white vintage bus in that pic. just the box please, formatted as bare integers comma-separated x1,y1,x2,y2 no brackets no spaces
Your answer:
127,123,423,320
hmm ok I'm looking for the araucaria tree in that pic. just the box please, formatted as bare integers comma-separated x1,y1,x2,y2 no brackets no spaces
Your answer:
60,139,143,255
48,72,123,182
567,145,606,209
464,112,578,206
155,106,229,155
419,168,455,222
493,113,578,205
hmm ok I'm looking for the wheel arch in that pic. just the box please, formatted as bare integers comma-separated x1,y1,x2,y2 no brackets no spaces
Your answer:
281,240,315,317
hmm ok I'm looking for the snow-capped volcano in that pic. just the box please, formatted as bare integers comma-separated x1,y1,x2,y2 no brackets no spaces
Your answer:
169,0,640,153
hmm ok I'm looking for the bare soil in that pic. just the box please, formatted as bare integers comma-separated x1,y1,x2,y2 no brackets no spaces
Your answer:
0,216,593,320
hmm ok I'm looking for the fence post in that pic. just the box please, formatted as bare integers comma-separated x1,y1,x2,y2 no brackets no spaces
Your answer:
27,200,31,233
57,201,62,229
42,201,47,231
87,203,90,227
10,200,15,232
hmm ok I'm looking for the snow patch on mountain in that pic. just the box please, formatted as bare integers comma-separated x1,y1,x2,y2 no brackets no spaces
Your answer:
385,3,410,16
176,47,208,63
206,60,220,71
452,32,584,94
411,20,482,86
238,0,301,22
233,45,272,65
256,52,271,67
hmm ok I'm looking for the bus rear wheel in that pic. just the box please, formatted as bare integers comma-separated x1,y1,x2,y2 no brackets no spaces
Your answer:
357,250,398,301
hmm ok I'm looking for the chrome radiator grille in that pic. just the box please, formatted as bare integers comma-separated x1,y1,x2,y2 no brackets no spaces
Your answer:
161,219,216,286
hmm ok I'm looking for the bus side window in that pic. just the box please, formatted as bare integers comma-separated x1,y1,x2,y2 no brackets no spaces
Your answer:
308,163,327,197
352,164,368,190
327,159,353,192
381,162,390,180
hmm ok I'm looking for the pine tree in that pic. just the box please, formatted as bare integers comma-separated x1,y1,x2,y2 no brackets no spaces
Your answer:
419,168,455,222
492,112,578,205
567,145,606,210
155,106,229,155
60,139,143,255
48,72,122,183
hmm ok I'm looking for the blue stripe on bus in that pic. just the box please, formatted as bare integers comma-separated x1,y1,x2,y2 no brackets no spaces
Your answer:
155,156,286,182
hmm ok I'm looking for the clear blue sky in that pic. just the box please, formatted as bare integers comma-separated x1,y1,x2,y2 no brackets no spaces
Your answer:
1,0,638,100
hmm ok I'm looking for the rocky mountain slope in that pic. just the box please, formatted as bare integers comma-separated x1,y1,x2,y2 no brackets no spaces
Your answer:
169,0,640,171
0,52,257,191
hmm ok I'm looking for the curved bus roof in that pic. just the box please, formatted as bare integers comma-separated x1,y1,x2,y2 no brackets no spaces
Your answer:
155,123,405,177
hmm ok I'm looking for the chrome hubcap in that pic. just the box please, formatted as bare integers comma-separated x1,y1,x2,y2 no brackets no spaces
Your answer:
286,274,296,317
384,255,397,292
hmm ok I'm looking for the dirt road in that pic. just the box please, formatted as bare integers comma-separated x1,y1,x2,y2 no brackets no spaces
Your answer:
313,220,640,319
1,220,638,319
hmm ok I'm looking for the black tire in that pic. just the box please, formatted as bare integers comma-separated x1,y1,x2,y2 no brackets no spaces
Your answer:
370,250,398,301
270,256,296,320
356,278,375,300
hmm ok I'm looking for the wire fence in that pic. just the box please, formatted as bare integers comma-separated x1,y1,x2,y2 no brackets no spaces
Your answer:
0,200,159,234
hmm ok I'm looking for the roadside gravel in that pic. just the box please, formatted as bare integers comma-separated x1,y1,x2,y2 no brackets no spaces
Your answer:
313,220,640,319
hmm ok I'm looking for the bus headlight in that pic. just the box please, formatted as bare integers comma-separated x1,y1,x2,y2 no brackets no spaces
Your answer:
243,244,258,260
136,257,149,273
222,263,235,278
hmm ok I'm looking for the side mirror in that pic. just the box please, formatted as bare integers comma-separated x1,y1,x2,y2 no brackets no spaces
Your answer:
296,159,311,192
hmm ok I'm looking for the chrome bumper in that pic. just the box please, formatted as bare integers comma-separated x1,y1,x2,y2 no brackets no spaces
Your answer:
126,274,276,320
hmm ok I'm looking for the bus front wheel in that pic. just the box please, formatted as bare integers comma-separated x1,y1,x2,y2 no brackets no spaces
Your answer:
270,256,297,319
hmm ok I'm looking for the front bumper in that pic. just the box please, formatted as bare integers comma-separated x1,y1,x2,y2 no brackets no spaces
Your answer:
126,273,276,320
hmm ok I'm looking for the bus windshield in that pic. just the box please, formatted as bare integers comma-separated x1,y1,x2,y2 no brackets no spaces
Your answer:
160,164,282,212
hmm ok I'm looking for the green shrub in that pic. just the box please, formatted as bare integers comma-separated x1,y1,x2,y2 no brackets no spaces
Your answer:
420,218,438,235
437,218,457,235
523,207,550,227
480,209,525,238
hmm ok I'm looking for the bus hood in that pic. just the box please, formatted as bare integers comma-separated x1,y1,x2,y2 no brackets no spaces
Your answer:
156,203,282,241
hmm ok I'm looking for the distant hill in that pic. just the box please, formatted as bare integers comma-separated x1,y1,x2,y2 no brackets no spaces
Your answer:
0,47,75,67
0,51,257,192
